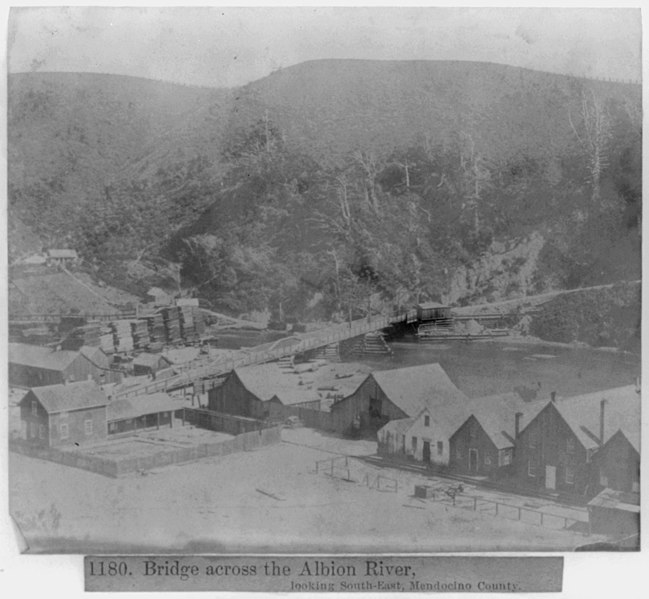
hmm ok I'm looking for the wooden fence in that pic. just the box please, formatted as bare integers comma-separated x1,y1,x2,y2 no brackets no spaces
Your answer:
11,426,282,478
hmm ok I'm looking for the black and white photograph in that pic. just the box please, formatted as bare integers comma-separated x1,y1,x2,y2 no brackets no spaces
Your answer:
4,5,642,560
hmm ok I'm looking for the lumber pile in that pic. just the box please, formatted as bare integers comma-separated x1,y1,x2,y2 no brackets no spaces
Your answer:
162,306,182,344
111,320,134,353
130,319,150,349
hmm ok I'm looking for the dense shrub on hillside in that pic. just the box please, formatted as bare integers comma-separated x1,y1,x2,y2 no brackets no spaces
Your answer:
529,282,640,351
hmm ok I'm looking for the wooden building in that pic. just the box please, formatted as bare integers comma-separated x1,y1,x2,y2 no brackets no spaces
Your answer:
449,393,543,478
9,342,122,388
590,429,640,495
107,393,182,436
378,401,469,467
514,386,640,498
18,380,108,447
587,488,640,540
132,352,172,377
208,364,321,420
46,248,78,267
334,363,467,437
415,302,451,322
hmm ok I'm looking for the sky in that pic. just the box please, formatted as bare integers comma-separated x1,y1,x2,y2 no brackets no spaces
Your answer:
7,6,642,88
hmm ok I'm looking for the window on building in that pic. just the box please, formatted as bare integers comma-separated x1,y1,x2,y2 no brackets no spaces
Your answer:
500,449,513,467
566,437,576,454
84,419,93,436
38,425,45,439
60,423,69,440
599,473,608,487
565,466,575,484
632,480,640,493
528,429,538,449
437,441,443,455
424,415,430,427
31,401,38,416
528,459,537,477
484,455,492,465
411,436,417,453
29,422,36,438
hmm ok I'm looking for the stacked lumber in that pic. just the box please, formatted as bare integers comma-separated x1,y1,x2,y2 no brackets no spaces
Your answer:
111,320,134,353
179,306,199,343
146,312,166,347
193,308,206,336
61,324,102,350
162,306,182,343
130,319,150,349
99,326,115,354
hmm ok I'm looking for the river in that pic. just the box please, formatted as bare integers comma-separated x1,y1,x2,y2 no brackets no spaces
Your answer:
345,339,641,399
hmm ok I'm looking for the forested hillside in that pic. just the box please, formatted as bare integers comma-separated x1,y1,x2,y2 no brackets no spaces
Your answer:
8,60,642,325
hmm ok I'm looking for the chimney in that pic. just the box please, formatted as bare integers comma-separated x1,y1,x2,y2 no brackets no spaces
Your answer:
514,412,523,438
550,391,557,402
599,399,607,445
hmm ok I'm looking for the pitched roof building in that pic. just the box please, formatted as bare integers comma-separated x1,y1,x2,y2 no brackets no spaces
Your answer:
332,363,468,436
18,380,108,447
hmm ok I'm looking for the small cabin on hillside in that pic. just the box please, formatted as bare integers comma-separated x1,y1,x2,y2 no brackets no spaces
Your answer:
415,302,451,322
46,249,78,267
19,380,108,447
332,363,467,437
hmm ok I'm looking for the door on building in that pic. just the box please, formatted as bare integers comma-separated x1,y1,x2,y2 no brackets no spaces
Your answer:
469,449,479,472
422,441,431,463
545,465,556,490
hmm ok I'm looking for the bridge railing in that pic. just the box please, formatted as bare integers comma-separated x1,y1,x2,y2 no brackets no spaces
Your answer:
114,310,411,399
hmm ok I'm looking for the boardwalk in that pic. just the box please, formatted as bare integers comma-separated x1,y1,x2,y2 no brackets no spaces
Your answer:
114,312,409,399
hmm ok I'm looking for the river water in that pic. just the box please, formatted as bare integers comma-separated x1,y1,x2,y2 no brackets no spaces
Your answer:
211,329,640,400
346,339,641,399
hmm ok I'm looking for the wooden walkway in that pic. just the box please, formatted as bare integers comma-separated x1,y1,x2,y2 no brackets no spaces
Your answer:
114,312,410,399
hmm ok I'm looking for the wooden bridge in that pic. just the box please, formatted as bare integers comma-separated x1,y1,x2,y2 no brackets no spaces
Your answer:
114,311,411,399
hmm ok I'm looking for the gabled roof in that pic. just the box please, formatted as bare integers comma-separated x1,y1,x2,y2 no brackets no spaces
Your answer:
379,417,415,436
133,352,170,368
369,363,468,418
552,386,640,451
163,347,201,365
587,488,640,513
9,342,81,372
464,393,545,450
231,364,320,405
21,380,108,413
107,393,182,421
417,301,448,309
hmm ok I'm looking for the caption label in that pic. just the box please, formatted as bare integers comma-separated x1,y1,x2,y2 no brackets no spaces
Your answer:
85,555,563,592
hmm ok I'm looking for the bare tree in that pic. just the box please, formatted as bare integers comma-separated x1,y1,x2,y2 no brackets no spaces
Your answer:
568,90,612,204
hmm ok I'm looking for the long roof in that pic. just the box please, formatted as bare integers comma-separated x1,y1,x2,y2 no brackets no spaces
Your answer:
47,249,78,258
133,352,170,368
22,380,108,413
587,488,640,512
9,342,81,371
232,364,320,405
107,393,182,421
369,363,468,418
465,393,545,450
551,385,640,451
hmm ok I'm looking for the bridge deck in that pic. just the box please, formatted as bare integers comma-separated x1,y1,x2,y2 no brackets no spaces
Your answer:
115,312,410,399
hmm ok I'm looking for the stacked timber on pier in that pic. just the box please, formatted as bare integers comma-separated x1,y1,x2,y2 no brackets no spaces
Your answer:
350,332,392,356
162,307,182,344
111,320,134,353
146,313,166,350
130,319,150,350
